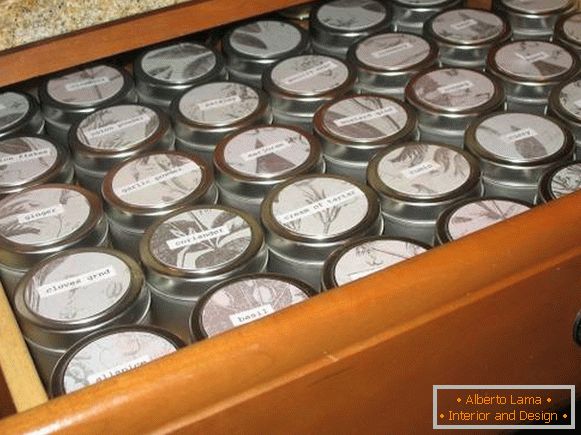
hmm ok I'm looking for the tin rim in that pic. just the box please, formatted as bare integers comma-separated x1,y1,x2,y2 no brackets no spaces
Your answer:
0,92,41,136
555,12,581,50
537,159,581,203
495,0,575,17
548,78,581,127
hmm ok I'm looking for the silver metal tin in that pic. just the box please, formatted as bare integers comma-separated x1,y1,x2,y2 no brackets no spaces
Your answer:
0,184,109,298
69,103,175,192
310,0,392,59
321,236,429,290
554,12,581,55
347,32,439,99
314,94,418,181
261,173,383,290
424,8,511,68
140,204,267,341
486,40,579,113
548,78,581,158
223,20,310,87
102,151,218,258
171,81,271,164
405,67,504,147
390,0,464,35
0,135,74,199
367,142,482,244
190,273,314,340
0,91,44,139
13,248,151,384
263,55,356,130
39,64,137,145
536,160,581,203
50,325,183,397
493,0,576,40
435,197,532,244
134,42,227,110
465,112,574,202
214,125,325,218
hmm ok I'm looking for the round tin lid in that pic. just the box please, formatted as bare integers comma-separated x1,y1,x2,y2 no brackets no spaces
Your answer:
539,160,581,202
489,41,575,81
139,42,219,84
192,274,313,339
429,9,506,45
0,92,31,132
498,0,572,14
439,198,531,242
552,79,581,122
407,68,499,113
52,326,183,396
560,12,581,45
314,0,388,32
226,20,305,59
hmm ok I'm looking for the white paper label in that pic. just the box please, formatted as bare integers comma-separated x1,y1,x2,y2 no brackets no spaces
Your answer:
82,114,151,140
17,204,64,224
65,76,111,92
333,106,397,127
36,266,117,298
240,140,293,161
276,188,363,224
87,355,151,384
116,162,199,197
437,80,473,94
515,51,549,62
371,42,413,59
450,18,478,30
282,60,338,85
502,128,537,143
229,304,275,326
0,148,52,165
166,225,230,250
197,95,242,111
400,160,442,179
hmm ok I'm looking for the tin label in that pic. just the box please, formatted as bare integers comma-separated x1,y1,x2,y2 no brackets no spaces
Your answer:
432,10,504,44
17,204,64,224
65,76,111,92
0,148,52,165
563,13,581,44
317,0,386,31
116,162,200,197
450,18,478,30
550,163,581,199
82,113,151,140
229,21,302,57
372,42,413,59
198,95,242,111
494,41,573,79
229,304,275,326
241,139,292,161
515,51,549,62
271,55,350,94
282,60,338,85
501,128,537,143
36,266,116,298
166,225,230,250
356,33,431,71
400,160,442,179
558,80,581,119
437,80,473,94
0,137,58,187
333,106,397,127
0,92,30,130
87,355,151,384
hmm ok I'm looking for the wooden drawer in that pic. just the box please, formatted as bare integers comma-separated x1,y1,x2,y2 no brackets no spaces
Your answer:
1,0,580,433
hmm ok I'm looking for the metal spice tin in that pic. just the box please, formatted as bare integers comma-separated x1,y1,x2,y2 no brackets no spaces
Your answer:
134,42,227,110
263,54,356,131
405,67,504,147
140,204,267,341
424,8,511,69
554,12,581,55
13,248,151,384
367,142,481,244
261,173,383,290
214,125,325,218
465,112,575,202
190,273,314,340
223,20,310,87
39,64,137,145
536,160,581,203
0,184,109,297
310,0,392,59
435,197,532,244
347,32,439,99
486,40,579,114
171,81,271,164
548,78,581,158
321,236,429,290
69,103,175,192
0,91,44,139
390,0,464,35
0,135,74,199
313,94,418,181
102,151,218,258
50,325,183,397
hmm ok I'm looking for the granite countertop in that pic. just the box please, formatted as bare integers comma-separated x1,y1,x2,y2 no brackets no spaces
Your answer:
0,0,191,51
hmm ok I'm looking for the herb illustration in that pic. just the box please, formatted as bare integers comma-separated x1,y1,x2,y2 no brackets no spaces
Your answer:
0,137,57,186
497,41,572,79
433,10,502,43
317,0,386,31
229,21,301,56
141,43,216,83
0,92,28,130
558,79,581,118
550,163,581,198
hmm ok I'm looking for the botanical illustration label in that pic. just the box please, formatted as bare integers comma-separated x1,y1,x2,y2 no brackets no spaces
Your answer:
46,65,125,106
0,92,29,130
63,331,178,394
224,127,311,177
494,41,573,79
334,239,427,286
549,162,581,199
355,33,431,70
475,113,564,162
378,144,471,197
447,199,530,240
272,56,349,94
563,13,581,43
272,177,368,237
502,0,570,14
77,105,159,150
0,186,91,245
558,79,581,119
150,208,252,271
24,252,130,321
200,277,309,337
229,21,302,57
317,0,387,31
0,137,58,186
141,42,217,83
432,9,503,44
